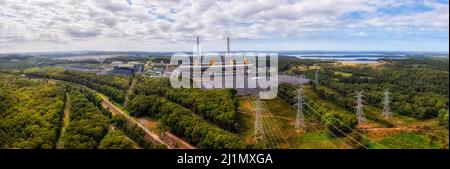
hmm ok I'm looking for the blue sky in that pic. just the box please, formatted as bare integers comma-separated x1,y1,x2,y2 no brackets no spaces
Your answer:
0,0,448,53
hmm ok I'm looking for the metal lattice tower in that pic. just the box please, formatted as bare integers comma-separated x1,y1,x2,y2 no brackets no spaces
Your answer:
294,86,306,131
314,70,319,85
382,89,392,119
254,96,264,143
356,91,366,124
164,64,170,77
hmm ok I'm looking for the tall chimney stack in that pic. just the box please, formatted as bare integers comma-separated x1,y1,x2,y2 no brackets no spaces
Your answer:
227,37,230,55
197,36,200,58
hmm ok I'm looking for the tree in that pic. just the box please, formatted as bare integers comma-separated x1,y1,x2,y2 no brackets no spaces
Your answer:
324,112,358,137
98,130,134,149
438,109,449,129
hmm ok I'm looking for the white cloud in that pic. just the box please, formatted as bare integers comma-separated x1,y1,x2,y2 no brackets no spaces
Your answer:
0,0,448,52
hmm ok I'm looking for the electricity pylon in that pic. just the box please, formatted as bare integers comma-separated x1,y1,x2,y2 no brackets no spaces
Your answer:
294,86,306,132
382,89,392,119
356,91,366,124
314,70,319,85
254,95,264,143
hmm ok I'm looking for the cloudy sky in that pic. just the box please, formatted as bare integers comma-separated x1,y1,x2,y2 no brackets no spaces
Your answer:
0,0,448,53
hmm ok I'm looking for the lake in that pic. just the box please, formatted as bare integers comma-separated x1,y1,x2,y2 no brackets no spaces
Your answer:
339,60,381,64
287,53,407,61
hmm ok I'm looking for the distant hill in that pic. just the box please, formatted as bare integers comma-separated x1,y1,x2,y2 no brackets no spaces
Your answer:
1,50,448,59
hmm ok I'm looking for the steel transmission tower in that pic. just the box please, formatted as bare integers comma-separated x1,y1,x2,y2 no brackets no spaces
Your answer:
314,70,319,85
382,89,392,119
294,86,306,131
356,91,366,124
254,96,264,143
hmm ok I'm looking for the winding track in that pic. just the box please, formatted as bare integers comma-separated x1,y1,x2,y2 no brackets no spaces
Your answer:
56,92,71,149
101,99,172,148
32,77,195,149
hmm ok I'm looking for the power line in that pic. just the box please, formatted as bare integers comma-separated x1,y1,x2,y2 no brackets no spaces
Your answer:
260,107,282,148
257,98,283,148
251,95,286,148
301,113,350,148
294,86,306,131
382,89,392,119
300,90,431,149
301,94,390,149
314,70,319,85
260,99,291,148
278,86,439,149
277,91,370,148
356,91,366,124
278,91,390,149
252,95,286,148
302,102,370,149
253,95,264,144
260,113,279,148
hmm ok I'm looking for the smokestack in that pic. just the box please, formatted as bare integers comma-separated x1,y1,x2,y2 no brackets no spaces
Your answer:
227,37,233,65
227,37,230,55
197,36,200,58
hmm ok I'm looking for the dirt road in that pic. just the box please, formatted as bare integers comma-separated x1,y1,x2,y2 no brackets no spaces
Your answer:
56,92,71,149
137,117,195,149
101,100,172,148
32,77,196,149
102,99,195,149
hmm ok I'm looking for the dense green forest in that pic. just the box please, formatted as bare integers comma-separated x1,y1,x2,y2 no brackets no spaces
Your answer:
0,73,65,148
24,67,131,103
166,89,239,130
0,72,140,149
98,130,135,149
1,56,448,149
64,86,152,149
132,76,239,130
11,67,245,148
60,91,109,149
127,94,246,149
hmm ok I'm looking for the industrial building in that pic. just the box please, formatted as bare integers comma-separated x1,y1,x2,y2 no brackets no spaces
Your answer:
111,62,145,75
176,37,252,82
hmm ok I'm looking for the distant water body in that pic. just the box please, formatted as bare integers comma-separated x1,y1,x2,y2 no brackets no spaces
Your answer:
340,60,381,64
287,53,407,61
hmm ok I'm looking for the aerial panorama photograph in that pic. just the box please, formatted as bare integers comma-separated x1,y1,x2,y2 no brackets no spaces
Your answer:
0,0,448,152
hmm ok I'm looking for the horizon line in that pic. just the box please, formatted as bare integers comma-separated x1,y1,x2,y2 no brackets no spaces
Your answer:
1,49,449,55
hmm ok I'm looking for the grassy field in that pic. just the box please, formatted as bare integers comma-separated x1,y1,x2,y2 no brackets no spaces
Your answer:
368,132,443,149
236,95,351,149
296,131,351,149
334,71,352,77
236,85,449,149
